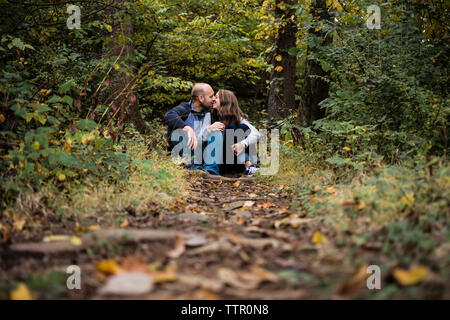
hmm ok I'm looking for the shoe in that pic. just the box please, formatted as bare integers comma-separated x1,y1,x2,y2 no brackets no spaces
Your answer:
246,164,260,176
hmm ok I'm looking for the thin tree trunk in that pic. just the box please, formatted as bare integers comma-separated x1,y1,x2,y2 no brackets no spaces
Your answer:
106,0,149,136
267,0,297,123
299,0,331,126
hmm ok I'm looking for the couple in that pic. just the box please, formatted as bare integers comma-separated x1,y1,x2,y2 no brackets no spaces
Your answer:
164,83,260,176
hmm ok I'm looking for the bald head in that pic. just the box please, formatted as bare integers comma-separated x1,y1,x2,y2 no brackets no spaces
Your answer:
191,83,214,111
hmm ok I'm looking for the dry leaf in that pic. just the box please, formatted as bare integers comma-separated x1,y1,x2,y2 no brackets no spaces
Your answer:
43,235,70,242
191,289,218,300
98,272,153,296
233,181,241,187
70,236,82,246
243,201,255,208
13,214,27,231
96,259,123,275
249,265,278,282
166,235,185,259
88,225,100,231
121,256,149,274
257,201,274,209
312,231,329,244
10,283,33,300
336,264,369,295
119,218,129,228
393,266,429,286
148,263,178,283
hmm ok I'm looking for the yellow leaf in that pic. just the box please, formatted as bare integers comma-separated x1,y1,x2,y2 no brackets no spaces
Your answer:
32,141,40,151
43,235,70,242
70,236,82,246
233,181,241,187
275,65,283,72
114,64,120,70
96,259,123,275
58,173,66,181
88,225,100,231
275,55,282,61
400,192,415,207
12,214,26,231
393,266,428,286
106,24,112,32
120,218,129,228
312,231,329,244
0,113,5,123
10,283,33,300
343,146,351,151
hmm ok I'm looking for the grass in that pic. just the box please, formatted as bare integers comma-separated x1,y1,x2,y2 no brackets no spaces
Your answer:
259,143,449,294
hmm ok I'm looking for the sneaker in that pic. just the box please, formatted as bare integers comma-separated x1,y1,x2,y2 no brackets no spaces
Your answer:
246,164,260,176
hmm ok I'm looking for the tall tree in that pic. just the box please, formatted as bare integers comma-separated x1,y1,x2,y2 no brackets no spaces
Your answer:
106,0,149,137
299,0,332,126
267,0,297,122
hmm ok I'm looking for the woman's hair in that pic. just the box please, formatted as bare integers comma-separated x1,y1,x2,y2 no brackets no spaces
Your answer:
217,89,245,126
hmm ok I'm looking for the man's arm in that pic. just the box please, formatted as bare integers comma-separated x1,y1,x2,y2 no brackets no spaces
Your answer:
164,102,190,130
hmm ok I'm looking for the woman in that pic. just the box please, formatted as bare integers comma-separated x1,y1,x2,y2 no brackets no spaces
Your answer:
207,89,260,175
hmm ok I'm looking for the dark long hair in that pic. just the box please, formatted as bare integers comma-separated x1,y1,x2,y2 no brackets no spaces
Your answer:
216,89,245,126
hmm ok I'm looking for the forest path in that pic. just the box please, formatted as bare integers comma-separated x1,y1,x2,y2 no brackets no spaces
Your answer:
1,171,363,299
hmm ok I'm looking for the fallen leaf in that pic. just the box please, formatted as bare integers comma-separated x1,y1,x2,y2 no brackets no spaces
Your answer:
233,181,241,187
274,216,314,229
312,231,329,244
257,201,274,209
185,235,207,247
88,225,100,231
121,256,149,274
191,289,218,300
70,236,82,246
243,201,255,208
96,259,123,275
98,272,153,296
12,214,26,231
393,266,428,286
166,235,185,259
43,235,70,242
119,218,129,228
336,264,369,295
250,265,278,282
10,283,33,300
148,263,178,283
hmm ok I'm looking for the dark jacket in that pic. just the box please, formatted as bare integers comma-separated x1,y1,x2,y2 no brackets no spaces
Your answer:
164,102,218,150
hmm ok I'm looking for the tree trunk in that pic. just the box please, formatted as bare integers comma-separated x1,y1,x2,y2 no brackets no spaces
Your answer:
106,0,149,136
299,0,332,127
267,0,297,123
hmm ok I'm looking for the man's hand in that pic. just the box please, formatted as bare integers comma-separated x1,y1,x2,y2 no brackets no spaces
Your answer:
183,126,197,150
232,141,245,156
208,122,225,132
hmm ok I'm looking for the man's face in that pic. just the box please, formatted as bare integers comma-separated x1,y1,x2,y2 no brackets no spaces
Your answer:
212,92,220,110
198,86,215,110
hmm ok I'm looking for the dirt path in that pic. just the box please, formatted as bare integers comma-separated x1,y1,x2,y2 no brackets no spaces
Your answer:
1,171,376,299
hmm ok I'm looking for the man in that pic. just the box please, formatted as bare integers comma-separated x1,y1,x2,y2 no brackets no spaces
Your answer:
164,83,224,174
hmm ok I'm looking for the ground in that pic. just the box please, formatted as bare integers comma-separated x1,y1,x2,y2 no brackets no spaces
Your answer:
0,170,448,300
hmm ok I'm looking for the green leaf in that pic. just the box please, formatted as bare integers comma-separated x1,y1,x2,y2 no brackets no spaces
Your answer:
77,119,97,131
61,95,73,107
58,80,74,95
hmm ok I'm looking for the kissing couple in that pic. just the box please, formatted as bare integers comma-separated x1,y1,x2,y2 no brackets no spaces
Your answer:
164,83,260,176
